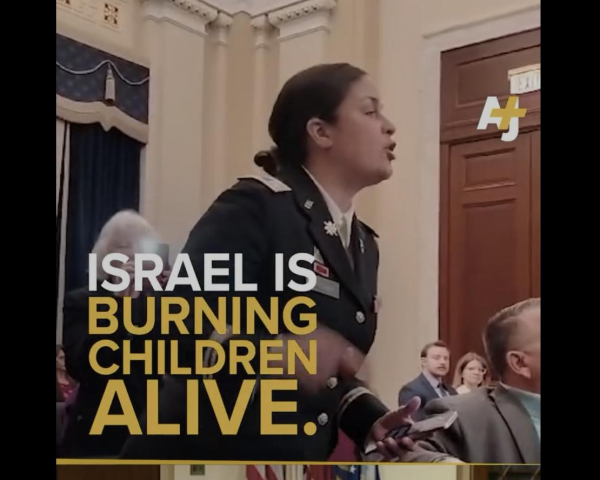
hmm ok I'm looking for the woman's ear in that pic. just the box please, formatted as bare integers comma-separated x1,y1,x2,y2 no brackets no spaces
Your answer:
306,118,334,149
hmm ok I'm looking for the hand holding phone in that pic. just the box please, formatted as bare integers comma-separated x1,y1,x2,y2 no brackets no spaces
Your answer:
365,410,458,455
387,410,458,441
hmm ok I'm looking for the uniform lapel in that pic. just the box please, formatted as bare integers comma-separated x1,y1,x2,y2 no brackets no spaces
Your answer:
491,385,540,463
278,167,370,312
350,218,375,309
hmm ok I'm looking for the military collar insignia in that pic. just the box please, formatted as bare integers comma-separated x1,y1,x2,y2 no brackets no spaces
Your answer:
324,221,338,236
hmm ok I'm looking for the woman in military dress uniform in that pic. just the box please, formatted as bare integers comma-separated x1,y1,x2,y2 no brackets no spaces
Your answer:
122,63,420,461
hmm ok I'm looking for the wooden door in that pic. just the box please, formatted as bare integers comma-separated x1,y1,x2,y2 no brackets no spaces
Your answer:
439,28,540,365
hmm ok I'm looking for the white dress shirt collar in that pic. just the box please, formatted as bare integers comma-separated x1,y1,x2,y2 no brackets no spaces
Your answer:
302,166,355,248
423,369,446,398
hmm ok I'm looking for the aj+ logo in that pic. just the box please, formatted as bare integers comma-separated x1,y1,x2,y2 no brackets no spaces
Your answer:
477,96,527,142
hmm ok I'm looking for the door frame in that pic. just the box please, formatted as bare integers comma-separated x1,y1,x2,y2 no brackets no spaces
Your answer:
416,4,540,340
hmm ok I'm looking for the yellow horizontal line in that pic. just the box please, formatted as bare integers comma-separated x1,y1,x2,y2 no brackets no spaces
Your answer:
56,460,540,466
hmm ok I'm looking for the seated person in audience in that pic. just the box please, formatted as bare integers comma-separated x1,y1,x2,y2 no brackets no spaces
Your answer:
61,210,164,458
452,352,489,394
398,341,456,420
401,298,541,464
56,344,77,402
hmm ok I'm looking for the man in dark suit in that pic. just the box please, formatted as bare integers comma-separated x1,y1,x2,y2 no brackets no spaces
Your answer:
401,298,541,464
398,341,457,419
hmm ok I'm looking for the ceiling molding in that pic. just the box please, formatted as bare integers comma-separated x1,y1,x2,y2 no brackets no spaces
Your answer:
140,0,337,34
142,0,219,20
213,11,233,28
200,0,313,17
141,0,218,36
267,0,336,28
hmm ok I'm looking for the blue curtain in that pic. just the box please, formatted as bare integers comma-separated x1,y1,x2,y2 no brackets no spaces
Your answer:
64,123,141,293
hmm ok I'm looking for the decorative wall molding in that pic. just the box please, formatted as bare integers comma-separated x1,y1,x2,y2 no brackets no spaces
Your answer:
57,95,149,144
148,0,219,20
213,11,233,28
250,13,269,30
251,14,271,48
267,0,336,40
140,0,337,37
145,0,334,19
206,0,304,16
423,4,540,39
210,11,233,45
141,0,218,36
266,0,336,27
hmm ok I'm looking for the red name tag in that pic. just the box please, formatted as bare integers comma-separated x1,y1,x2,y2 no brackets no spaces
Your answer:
314,263,330,278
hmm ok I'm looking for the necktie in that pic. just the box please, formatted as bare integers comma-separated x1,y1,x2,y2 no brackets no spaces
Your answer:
338,216,349,249
438,382,448,397
338,217,354,269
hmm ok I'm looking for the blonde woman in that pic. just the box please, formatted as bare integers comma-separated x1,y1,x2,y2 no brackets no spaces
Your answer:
453,352,489,394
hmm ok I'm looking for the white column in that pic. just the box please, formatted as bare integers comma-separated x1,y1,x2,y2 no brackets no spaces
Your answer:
268,0,337,86
206,12,233,203
141,0,217,255
250,14,272,154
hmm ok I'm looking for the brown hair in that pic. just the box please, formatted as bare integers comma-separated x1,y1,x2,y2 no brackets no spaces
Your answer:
420,340,449,358
452,352,490,388
483,298,541,377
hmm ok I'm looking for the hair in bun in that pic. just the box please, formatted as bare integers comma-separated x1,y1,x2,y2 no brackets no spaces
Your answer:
253,147,280,176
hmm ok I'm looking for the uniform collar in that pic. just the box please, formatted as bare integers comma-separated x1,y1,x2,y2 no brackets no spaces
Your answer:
277,165,371,312
302,166,354,247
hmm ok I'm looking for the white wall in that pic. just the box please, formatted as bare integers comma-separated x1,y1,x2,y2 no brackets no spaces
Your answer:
140,6,209,256
57,0,145,65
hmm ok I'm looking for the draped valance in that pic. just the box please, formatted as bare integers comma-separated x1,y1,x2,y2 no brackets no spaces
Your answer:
56,34,150,143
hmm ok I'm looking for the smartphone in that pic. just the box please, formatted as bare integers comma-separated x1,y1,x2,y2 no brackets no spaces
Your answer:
365,410,459,454
401,410,458,441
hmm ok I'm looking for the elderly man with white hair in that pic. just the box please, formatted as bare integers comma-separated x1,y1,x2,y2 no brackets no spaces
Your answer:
61,209,164,458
